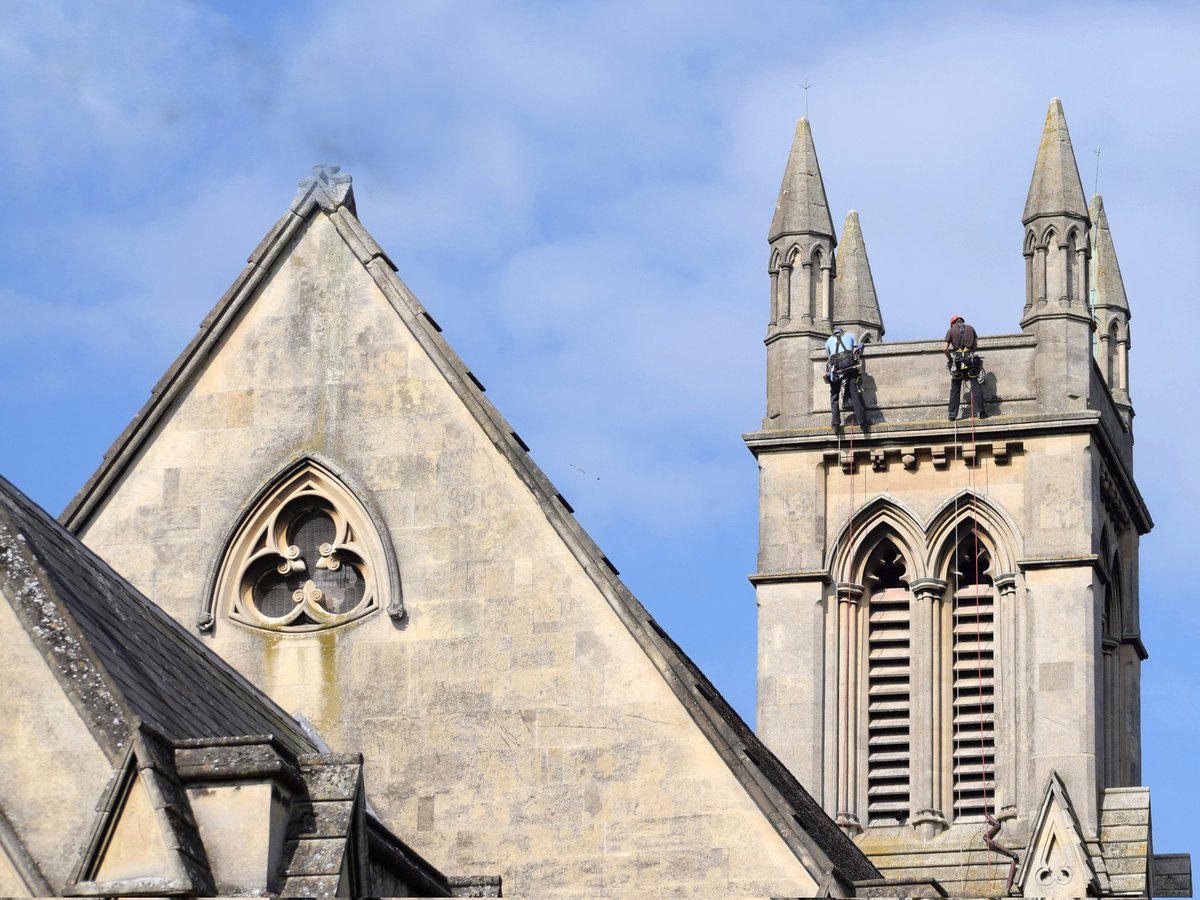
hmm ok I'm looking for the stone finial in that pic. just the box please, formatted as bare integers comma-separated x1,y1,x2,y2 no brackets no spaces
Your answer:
1089,195,1130,317
1023,99,1089,225
832,210,884,340
769,118,836,242
292,163,356,216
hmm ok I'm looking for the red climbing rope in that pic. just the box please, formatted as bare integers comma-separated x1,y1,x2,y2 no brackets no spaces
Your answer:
967,389,1018,893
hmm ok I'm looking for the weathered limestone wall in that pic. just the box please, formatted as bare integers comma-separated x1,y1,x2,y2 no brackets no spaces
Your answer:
750,300,1154,894
0,846,32,898
77,212,820,896
0,592,112,892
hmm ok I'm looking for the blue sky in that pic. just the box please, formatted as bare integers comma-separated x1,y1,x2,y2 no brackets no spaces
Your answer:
2,0,1197,877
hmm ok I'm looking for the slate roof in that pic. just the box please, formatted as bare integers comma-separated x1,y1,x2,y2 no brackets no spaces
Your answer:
0,472,316,760
57,167,881,888
0,473,462,896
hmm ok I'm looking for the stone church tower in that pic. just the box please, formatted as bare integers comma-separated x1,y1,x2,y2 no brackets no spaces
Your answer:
750,100,1189,897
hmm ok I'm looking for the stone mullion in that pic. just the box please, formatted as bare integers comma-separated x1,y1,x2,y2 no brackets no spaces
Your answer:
800,261,814,322
835,582,863,835
1023,249,1035,312
1103,637,1120,787
769,269,779,325
1074,244,1089,306
780,263,794,322
1056,240,1071,301
1034,244,1048,304
994,573,1019,819
910,577,948,838
820,261,833,324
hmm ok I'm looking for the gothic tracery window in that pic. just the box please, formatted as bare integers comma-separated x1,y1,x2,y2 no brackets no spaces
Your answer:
213,463,392,632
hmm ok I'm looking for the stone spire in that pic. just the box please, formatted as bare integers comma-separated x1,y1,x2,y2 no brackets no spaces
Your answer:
1020,99,1094,414
832,210,884,342
770,118,836,242
1090,195,1133,422
763,117,838,426
1089,195,1129,317
1021,99,1091,324
1023,99,1088,225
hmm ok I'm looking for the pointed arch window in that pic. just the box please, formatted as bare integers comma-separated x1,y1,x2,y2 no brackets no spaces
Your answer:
864,539,912,825
210,462,398,632
948,531,996,822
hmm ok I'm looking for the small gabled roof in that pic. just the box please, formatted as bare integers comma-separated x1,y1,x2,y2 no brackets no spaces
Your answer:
770,117,836,243
1090,195,1130,317
832,210,884,338
1023,98,1089,225
0,473,316,760
59,167,880,887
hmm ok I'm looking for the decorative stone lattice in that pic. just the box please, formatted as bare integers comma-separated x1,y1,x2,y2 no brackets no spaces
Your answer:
213,463,388,632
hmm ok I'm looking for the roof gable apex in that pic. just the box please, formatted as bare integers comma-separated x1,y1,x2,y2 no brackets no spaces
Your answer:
1016,771,1100,898
61,170,878,885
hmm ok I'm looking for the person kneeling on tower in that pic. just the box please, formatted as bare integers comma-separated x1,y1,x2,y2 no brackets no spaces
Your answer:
824,327,868,431
944,314,988,421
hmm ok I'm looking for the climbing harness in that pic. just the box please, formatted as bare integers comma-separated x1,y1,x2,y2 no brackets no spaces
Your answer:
826,332,861,386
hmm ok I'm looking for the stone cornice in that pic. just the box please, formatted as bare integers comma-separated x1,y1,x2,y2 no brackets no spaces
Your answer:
748,569,832,586
1018,554,1100,571
744,412,1152,534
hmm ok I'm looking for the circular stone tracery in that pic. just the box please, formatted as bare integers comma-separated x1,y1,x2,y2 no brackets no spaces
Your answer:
215,464,388,633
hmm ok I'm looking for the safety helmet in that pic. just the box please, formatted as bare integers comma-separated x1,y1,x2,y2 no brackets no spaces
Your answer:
950,314,964,325
833,326,844,334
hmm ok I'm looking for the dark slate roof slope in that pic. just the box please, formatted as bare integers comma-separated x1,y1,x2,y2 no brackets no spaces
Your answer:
0,473,315,757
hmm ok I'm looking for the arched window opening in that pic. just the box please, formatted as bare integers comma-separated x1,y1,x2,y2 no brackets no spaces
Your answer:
212,461,395,633
1065,232,1078,301
949,530,996,822
1106,320,1120,388
809,247,823,320
865,538,912,826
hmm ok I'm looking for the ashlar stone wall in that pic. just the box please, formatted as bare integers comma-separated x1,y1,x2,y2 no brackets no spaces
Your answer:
77,211,821,897
0,592,112,892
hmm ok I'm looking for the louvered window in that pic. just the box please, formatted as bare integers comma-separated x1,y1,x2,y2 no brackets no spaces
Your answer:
951,536,995,821
866,540,911,825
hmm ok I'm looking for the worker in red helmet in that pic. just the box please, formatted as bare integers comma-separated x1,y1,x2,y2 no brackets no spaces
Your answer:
943,315,987,421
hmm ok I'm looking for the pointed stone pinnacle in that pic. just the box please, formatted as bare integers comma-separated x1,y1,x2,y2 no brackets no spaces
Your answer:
1089,194,1129,316
1023,98,1089,224
833,210,884,338
770,117,835,242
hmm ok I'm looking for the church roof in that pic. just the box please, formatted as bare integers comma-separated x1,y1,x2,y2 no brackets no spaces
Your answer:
59,167,880,888
769,117,836,242
1090,194,1130,316
0,472,460,897
0,472,317,760
1023,98,1089,225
